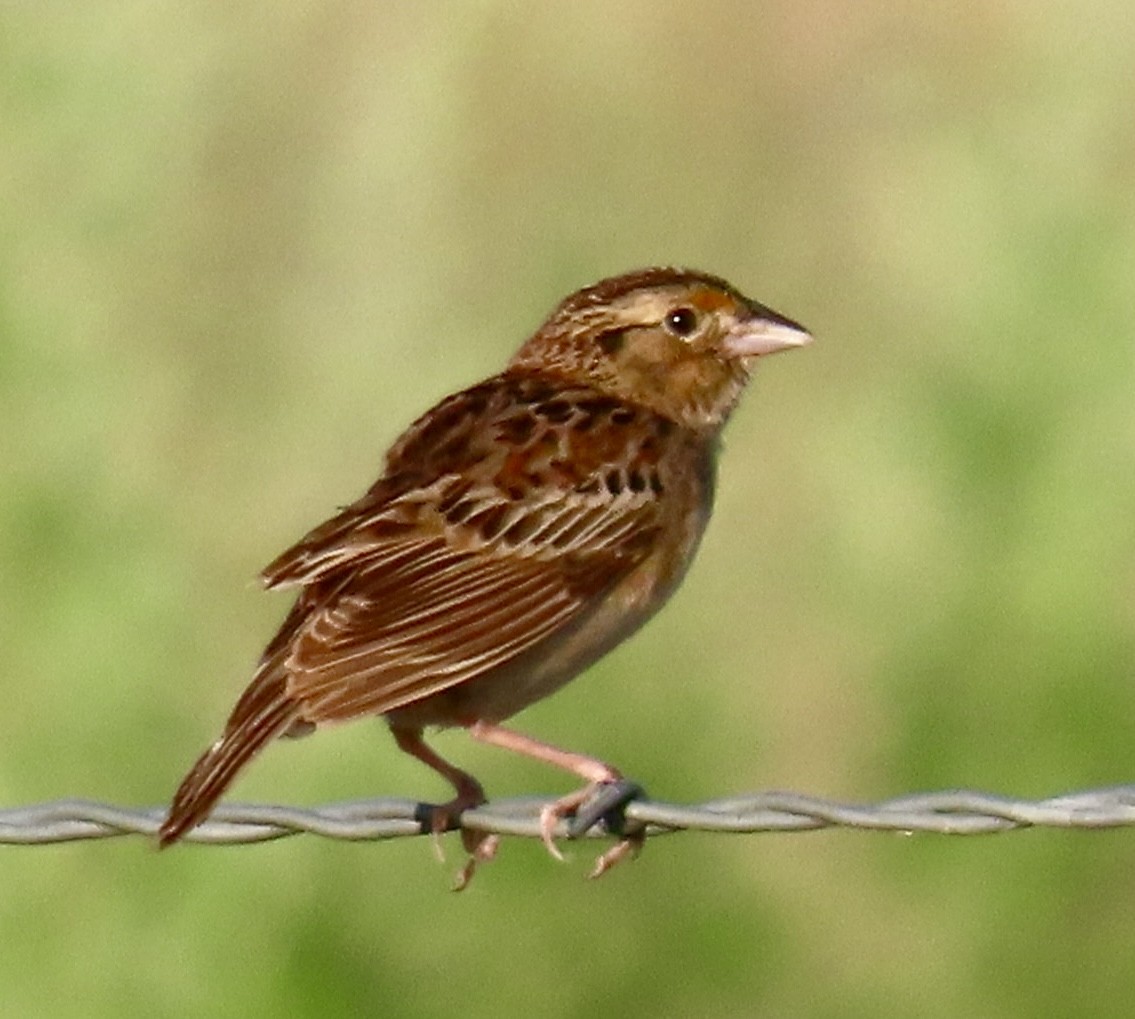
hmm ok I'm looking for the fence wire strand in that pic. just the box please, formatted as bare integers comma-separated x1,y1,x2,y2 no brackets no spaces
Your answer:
4,785,1135,846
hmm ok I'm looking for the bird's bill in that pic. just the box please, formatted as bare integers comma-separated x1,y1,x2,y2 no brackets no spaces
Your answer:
723,315,813,358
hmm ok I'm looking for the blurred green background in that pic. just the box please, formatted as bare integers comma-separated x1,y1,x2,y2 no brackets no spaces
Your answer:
3,2,1134,1016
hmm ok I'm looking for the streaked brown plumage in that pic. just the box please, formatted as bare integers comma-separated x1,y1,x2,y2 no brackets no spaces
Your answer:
159,267,811,878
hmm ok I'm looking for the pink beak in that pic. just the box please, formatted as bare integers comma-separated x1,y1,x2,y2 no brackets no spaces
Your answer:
724,312,813,358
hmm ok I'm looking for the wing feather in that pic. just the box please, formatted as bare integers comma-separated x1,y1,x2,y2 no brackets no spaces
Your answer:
296,556,586,720
255,374,680,726
280,489,658,722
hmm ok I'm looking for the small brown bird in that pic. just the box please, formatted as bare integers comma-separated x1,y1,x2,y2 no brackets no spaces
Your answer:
159,267,811,879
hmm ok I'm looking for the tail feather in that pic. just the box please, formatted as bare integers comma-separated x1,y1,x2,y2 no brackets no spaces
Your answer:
159,669,301,847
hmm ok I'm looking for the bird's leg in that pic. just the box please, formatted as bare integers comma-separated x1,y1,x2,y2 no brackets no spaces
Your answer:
391,726,495,882
393,725,487,829
466,721,638,874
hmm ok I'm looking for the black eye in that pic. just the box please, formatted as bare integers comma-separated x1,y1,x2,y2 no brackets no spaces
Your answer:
664,307,698,337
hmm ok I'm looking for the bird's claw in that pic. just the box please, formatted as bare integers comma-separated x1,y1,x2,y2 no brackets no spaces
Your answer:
451,830,500,892
415,797,498,885
588,832,645,879
538,804,569,862
537,779,646,875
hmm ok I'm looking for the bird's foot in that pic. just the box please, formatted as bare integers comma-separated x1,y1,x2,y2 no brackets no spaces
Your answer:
414,780,487,866
538,778,646,877
588,832,644,879
451,829,500,892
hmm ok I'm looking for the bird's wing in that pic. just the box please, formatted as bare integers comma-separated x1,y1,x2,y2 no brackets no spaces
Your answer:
256,373,679,723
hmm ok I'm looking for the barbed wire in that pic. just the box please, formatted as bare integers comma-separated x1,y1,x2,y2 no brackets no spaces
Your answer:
3,784,1135,846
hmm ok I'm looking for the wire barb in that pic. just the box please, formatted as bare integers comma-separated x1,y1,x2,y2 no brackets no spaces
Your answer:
3,785,1135,846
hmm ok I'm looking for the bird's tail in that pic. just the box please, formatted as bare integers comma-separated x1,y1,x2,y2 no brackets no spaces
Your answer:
158,665,301,847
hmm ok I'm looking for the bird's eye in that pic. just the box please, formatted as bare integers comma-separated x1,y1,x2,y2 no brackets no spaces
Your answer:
664,307,698,337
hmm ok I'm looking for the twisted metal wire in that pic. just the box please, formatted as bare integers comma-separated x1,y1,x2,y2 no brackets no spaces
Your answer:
4,785,1135,845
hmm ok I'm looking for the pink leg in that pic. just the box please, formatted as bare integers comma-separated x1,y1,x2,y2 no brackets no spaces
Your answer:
466,721,624,864
392,726,500,889
466,721,622,784
392,726,487,822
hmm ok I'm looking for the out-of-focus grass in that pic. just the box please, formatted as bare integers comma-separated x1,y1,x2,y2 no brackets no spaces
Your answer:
2,3,1134,1017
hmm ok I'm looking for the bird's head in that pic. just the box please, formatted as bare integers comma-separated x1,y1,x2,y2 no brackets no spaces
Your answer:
508,267,812,431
